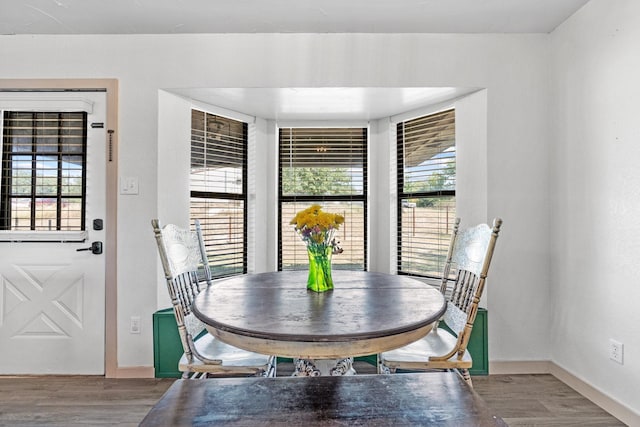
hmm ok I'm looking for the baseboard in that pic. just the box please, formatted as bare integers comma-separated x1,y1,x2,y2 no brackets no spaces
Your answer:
113,366,155,378
550,363,639,427
489,360,551,374
488,360,639,426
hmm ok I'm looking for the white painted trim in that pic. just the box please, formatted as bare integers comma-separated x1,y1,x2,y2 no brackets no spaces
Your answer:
247,121,257,273
389,92,479,124
489,360,640,426
276,120,369,128
0,230,88,242
190,99,256,124
489,360,552,374
0,94,95,112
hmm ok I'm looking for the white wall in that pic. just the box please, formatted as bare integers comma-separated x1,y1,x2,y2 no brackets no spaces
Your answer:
550,0,640,414
456,90,488,226
0,33,551,368
155,91,192,309
369,117,394,274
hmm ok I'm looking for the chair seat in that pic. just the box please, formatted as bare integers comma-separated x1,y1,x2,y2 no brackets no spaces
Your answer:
179,333,274,374
380,327,472,371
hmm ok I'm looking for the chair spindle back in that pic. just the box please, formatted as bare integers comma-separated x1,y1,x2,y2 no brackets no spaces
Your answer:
151,219,212,359
438,218,502,356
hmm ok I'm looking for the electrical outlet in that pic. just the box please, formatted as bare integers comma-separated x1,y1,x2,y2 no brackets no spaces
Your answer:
609,339,623,364
130,316,141,334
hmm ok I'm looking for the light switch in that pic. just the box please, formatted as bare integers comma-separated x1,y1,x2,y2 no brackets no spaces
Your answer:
120,176,139,195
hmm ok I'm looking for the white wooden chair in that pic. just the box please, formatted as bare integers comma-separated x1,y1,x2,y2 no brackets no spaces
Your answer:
151,218,276,378
378,217,502,387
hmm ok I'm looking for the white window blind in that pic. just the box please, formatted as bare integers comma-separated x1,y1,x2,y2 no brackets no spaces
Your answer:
279,127,367,271
397,109,456,278
190,110,247,278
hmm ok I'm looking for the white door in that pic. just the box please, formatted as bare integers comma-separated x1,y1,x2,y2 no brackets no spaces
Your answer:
0,92,106,374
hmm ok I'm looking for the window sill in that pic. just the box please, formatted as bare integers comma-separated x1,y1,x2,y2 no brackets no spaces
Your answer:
0,230,88,243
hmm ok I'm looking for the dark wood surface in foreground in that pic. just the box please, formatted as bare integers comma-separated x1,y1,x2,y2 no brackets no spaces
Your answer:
0,364,627,426
140,372,505,427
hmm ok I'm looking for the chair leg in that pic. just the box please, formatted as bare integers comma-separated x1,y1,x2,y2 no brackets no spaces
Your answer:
267,356,278,377
260,356,278,377
377,359,395,374
459,368,473,387
187,371,207,379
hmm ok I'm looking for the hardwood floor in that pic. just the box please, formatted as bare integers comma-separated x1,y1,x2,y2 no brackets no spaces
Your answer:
0,363,626,426
472,374,626,427
0,375,173,426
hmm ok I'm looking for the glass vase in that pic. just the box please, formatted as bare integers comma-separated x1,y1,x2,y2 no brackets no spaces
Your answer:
306,244,334,292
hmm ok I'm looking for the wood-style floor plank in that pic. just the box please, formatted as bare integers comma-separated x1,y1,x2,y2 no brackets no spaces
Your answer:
0,368,627,426
472,374,626,426
0,377,174,426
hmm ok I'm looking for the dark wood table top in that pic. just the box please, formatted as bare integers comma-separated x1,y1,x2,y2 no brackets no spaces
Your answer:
192,270,446,358
140,372,507,427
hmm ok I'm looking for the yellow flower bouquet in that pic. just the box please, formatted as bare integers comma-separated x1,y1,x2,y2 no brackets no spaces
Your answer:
290,204,344,292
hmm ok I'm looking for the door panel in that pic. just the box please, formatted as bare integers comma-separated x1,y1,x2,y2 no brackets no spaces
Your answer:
0,92,106,374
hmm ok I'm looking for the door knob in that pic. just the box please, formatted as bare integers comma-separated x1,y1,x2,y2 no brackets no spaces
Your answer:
76,241,103,255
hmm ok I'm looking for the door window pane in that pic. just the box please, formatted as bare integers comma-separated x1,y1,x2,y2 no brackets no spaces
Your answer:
1,111,87,231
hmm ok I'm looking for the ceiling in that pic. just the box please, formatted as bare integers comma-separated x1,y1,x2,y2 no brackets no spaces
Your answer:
0,0,590,120
0,0,589,35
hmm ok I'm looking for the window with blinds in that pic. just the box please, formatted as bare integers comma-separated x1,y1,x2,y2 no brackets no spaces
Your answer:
190,110,247,278
397,109,456,278
1,111,87,231
279,127,367,271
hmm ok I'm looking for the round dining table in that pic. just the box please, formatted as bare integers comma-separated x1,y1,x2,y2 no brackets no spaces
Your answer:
192,270,446,365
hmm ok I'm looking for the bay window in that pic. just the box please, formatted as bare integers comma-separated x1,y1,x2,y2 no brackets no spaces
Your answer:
397,109,456,278
279,127,367,271
190,110,247,278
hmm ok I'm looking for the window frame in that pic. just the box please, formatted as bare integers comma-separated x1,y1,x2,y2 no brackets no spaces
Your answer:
189,110,248,279
1,110,88,234
277,126,368,272
396,108,456,279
